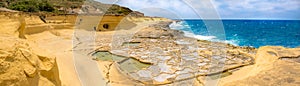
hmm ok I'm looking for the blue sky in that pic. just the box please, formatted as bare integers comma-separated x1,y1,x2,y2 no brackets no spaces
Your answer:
96,0,300,19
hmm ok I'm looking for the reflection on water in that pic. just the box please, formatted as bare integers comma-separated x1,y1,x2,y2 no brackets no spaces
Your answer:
93,51,151,72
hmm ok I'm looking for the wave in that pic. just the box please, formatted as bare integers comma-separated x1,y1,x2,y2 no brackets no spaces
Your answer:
169,21,239,46
182,31,217,40
169,21,189,30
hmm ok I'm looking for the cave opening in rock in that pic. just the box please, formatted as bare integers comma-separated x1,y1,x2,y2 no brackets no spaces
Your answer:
103,24,109,29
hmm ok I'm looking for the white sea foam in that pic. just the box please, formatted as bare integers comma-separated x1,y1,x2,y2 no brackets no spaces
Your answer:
169,21,239,46
223,40,239,46
169,21,190,30
182,31,217,40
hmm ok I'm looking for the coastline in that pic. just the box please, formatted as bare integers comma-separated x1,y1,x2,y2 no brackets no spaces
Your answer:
0,12,299,86
94,20,256,85
92,19,300,85
169,20,300,48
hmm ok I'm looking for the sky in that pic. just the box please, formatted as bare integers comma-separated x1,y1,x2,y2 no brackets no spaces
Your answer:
96,0,300,20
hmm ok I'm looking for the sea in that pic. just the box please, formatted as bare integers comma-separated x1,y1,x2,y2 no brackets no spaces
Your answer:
169,20,300,48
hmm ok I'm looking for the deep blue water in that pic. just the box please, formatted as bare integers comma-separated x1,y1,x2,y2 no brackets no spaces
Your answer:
169,20,300,48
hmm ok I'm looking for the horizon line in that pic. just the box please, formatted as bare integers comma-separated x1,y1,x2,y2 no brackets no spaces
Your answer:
172,18,300,20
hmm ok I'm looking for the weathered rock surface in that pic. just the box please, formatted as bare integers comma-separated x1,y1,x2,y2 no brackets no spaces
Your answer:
93,21,299,86
0,36,61,86
219,46,300,86
0,13,61,86
93,21,257,85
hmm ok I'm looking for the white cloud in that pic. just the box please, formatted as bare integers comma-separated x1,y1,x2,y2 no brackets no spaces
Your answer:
213,0,300,19
96,0,300,19
115,0,198,18
113,0,221,19
216,0,300,12
183,0,221,19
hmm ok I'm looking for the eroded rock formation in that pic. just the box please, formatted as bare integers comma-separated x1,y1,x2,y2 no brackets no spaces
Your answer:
0,13,61,86
219,46,300,86
0,36,61,86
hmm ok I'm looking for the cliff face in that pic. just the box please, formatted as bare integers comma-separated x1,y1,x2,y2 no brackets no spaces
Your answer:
0,13,61,86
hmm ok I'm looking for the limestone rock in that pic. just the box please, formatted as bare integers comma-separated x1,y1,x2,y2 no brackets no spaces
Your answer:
219,46,300,86
0,36,61,86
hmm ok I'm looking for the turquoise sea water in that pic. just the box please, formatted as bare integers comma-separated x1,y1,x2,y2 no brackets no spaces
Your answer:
170,20,300,48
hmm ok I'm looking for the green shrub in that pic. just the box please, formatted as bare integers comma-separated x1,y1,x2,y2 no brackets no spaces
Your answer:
38,1,55,12
67,0,84,2
7,0,55,12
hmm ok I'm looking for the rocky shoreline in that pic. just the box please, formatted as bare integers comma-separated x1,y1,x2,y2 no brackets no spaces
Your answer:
93,21,259,85
0,12,299,86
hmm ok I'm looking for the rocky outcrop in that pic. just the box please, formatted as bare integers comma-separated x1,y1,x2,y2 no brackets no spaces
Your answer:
0,13,22,37
246,46,300,78
93,22,256,85
0,13,61,86
0,36,61,86
0,12,47,38
92,21,299,86
220,46,300,86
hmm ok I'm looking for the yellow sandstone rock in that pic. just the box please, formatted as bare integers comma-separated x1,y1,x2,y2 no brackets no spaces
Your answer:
219,46,300,86
0,13,61,86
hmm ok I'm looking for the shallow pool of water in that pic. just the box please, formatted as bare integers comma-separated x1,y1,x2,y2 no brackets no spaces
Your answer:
93,51,151,72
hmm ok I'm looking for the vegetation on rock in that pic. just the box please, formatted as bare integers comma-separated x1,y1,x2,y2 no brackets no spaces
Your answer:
3,0,54,12
1,0,134,15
